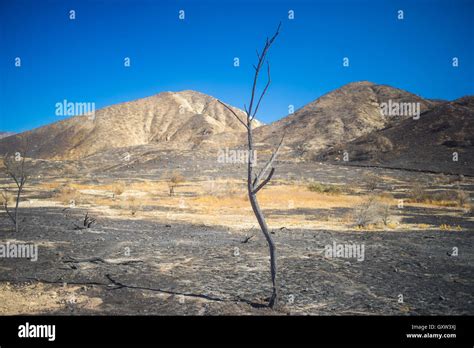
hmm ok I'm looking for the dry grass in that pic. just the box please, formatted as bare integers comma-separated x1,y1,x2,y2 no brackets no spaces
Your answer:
121,196,141,216
32,177,471,232
416,223,431,229
201,180,246,199
363,173,379,192
307,182,346,194
353,194,396,228
1,190,15,207
163,170,186,196
408,183,470,207
0,282,102,314
111,181,126,197
440,224,462,231
41,179,366,230
54,184,82,206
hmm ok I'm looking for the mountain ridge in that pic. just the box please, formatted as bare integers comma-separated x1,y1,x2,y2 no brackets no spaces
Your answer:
1,82,472,177
0,90,261,159
317,95,474,175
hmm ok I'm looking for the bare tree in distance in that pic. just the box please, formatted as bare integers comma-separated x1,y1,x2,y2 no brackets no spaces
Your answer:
218,22,284,308
164,170,185,196
1,137,30,233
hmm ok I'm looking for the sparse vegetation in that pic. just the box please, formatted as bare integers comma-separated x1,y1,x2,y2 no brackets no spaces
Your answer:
408,182,470,207
374,134,394,152
124,196,141,216
456,189,469,207
73,212,96,230
409,182,428,202
164,171,185,196
0,190,15,210
111,181,126,199
307,182,344,194
354,195,394,228
1,139,30,232
416,223,431,229
55,184,81,207
440,224,462,231
380,201,392,226
363,173,379,192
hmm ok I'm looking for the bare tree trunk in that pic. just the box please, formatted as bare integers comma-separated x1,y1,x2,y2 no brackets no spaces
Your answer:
14,185,22,233
2,137,29,233
218,23,282,308
247,125,278,307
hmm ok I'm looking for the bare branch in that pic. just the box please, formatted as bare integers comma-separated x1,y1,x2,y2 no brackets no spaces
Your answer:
247,22,281,117
241,235,254,244
217,100,248,129
255,49,261,61
251,61,271,121
75,212,96,230
8,170,20,188
253,167,275,194
252,133,285,189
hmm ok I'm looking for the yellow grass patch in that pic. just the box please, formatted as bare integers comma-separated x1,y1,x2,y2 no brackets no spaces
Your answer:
31,178,469,233
0,282,102,314
440,224,462,231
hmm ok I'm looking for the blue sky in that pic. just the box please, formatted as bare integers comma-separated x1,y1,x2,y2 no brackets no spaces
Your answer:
0,0,473,132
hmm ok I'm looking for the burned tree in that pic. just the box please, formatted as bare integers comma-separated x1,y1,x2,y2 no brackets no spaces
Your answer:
73,212,96,230
218,23,283,308
1,139,30,233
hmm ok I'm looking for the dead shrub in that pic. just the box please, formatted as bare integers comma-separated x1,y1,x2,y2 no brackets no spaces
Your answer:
409,183,429,202
408,182,469,207
455,189,469,207
122,196,141,216
163,171,185,196
111,181,126,198
363,173,379,192
354,195,393,228
374,135,394,152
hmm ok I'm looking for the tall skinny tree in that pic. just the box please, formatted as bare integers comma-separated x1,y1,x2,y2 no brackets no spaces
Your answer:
218,23,283,308
1,138,30,233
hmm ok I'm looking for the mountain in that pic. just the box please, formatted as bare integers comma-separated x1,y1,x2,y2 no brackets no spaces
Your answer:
0,132,15,140
318,96,474,175
2,82,471,175
254,81,441,157
0,91,261,159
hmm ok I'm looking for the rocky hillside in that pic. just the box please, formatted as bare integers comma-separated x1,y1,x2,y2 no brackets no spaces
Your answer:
0,91,260,159
254,81,440,157
318,96,474,175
